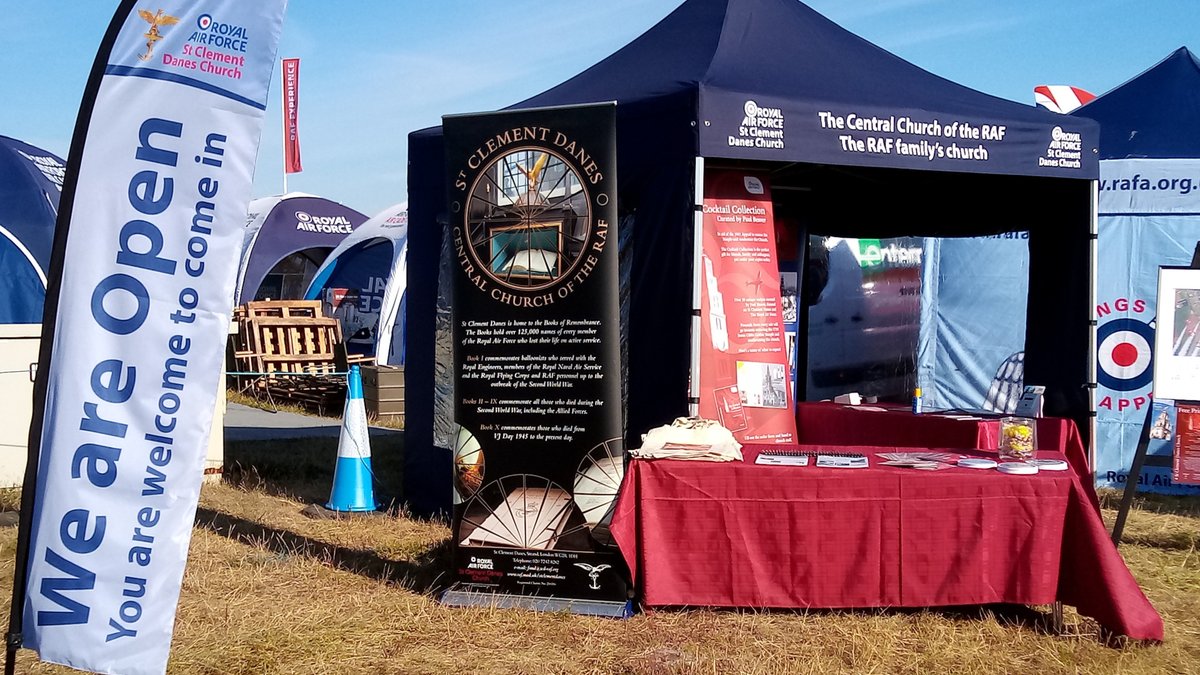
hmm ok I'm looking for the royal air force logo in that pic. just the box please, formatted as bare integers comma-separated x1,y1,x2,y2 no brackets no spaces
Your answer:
1097,317,1155,392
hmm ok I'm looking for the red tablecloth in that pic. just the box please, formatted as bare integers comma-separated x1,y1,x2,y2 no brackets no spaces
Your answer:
796,402,1099,510
797,402,1004,447
610,440,1164,641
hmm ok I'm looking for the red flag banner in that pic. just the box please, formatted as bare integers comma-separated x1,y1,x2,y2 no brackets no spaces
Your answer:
1033,85,1096,114
282,57,302,173
1174,404,1200,486
697,170,797,444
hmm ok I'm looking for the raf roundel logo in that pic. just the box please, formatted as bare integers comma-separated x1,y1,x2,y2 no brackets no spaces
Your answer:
744,100,760,117
296,211,312,223
197,14,213,30
1097,318,1154,391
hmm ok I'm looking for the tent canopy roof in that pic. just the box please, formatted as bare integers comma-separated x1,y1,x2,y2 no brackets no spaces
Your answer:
236,193,368,303
305,201,408,300
0,134,64,271
0,134,64,323
1074,47,1200,160
304,202,410,366
507,0,1097,178
523,0,1051,121
316,202,408,260
416,0,1098,179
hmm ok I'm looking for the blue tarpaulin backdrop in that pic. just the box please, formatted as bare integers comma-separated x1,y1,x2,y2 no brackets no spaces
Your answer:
918,235,1030,414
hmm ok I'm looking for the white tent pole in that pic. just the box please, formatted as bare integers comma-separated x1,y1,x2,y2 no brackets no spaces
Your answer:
281,57,288,195
690,157,705,417
281,128,286,196
1088,179,1099,476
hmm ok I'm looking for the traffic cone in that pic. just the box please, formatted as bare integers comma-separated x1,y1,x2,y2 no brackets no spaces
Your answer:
326,365,377,512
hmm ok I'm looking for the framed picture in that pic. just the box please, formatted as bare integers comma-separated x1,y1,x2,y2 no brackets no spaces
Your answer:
488,221,563,281
1152,267,1200,401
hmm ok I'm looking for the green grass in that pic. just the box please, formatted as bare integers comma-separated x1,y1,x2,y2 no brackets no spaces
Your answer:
227,387,405,429
0,455,1196,673
224,435,405,510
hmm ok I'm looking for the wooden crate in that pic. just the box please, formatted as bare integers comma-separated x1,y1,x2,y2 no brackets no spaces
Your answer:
258,373,346,414
253,317,342,373
361,364,405,418
234,300,322,319
228,300,348,411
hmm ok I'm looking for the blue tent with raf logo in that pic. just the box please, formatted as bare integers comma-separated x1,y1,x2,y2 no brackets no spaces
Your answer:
234,192,368,304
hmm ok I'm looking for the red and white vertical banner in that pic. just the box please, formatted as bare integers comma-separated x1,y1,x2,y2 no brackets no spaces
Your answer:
1174,404,1200,486
282,57,302,173
1033,85,1096,114
697,170,797,444
13,1,286,673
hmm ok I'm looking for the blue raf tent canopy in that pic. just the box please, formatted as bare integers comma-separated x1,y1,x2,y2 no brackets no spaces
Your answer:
1074,47,1200,160
0,135,64,324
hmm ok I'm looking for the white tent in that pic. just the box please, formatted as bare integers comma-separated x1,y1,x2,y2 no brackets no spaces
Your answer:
304,202,408,364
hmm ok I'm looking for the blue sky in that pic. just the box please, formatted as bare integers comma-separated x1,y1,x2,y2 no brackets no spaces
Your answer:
2,1,1197,216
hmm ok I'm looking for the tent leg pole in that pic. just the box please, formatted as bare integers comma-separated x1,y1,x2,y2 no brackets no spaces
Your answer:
1088,180,1099,475
689,157,705,417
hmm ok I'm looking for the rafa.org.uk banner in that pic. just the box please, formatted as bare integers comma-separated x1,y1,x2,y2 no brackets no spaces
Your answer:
441,103,629,613
698,171,797,444
1093,159,1200,495
16,2,286,673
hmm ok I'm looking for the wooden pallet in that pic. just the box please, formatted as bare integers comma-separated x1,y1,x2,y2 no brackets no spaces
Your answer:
252,318,342,373
255,373,346,414
234,299,322,320
229,300,366,411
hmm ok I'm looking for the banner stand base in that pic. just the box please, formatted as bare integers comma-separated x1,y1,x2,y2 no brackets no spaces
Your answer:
440,589,632,618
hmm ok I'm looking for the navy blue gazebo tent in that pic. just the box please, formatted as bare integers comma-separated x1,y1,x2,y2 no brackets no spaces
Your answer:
1076,47,1200,161
405,0,1101,515
0,135,65,324
1072,47,1200,492
235,193,369,304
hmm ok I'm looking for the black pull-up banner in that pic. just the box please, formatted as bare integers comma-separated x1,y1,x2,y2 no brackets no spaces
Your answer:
442,103,628,612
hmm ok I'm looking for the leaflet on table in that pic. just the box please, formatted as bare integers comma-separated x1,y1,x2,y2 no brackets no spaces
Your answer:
697,170,797,444
876,451,960,463
755,452,809,466
816,453,869,468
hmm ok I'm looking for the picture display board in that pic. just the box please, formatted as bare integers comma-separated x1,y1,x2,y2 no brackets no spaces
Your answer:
1152,267,1200,401
696,170,797,444
1173,404,1200,485
442,103,628,609
1154,266,1200,486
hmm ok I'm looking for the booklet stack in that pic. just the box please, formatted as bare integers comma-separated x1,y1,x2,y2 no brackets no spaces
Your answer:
815,452,869,469
754,450,810,466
